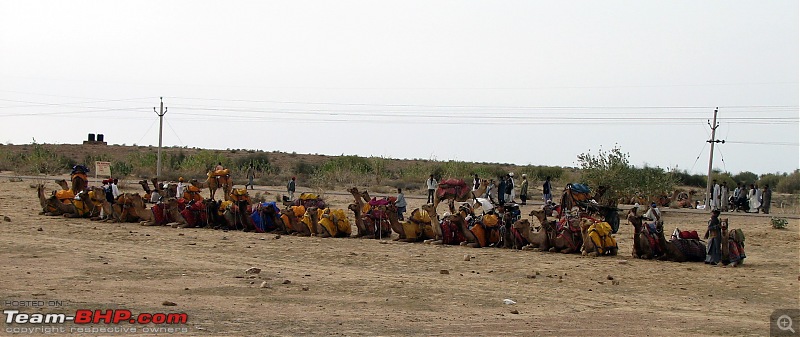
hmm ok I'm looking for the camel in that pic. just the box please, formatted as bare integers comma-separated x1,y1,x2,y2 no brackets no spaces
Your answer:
38,184,74,216
627,212,652,258
655,222,688,262
139,197,188,227
389,206,436,243
316,208,352,238
70,170,88,195
297,206,321,236
61,187,106,219
579,219,618,257
517,209,557,251
223,192,254,231
420,203,444,244
207,170,232,201
178,199,210,228
251,202,286,233
55,179,70,191
347,202,369,238
548,216,583,254
347,188,371,237
720,219,746,267
433,179,488,212
282,205,310,236
447,210,481,248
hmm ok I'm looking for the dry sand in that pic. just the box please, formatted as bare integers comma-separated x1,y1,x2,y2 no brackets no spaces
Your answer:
1,174,798,336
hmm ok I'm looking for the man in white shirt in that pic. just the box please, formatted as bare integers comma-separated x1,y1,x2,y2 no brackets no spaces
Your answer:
426,175,438,204
111,179,121,199
711,180,720,210
643,203,662,224
176,177,186,198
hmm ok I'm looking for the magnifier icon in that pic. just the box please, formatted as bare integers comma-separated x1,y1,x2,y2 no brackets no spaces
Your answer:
778,314,795,333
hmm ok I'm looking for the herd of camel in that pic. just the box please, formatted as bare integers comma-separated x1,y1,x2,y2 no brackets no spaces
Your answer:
35,170,744,265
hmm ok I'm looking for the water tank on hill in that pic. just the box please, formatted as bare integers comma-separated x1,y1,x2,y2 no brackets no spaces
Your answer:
97,134,104,142
88,133,96,142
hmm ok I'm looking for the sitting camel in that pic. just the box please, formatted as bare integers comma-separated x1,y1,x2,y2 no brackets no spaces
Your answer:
420,203,444,244
580,219,618,257
38,184,73,216
316,208,352,238
282,205,310,236
549,215,583,254
387,205,436,243
347,188,371,237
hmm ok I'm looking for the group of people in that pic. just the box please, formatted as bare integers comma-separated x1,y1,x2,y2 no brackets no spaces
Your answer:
709,180,772,214
425,174,554,206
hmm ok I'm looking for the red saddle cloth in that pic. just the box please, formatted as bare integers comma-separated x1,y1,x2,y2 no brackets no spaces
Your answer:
436,179,468,199
679,230,700,240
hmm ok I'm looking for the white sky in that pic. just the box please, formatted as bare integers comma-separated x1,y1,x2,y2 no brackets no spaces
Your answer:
1,1,798,175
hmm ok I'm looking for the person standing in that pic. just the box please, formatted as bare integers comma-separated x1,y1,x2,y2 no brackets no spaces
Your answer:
754,184,762,213
246,164,255,190
486,179,495,200
761,185,772,214
747,184,758,213
177,177,186,198
426,175,437,204
720,181,729,212
395,188,407,221
542,176,552,202
497,176,506,204
704,209,722,265
506,173,515,203
287,177,296,200
472,174,480,191
111,179,121,199
519,174,529,205
215,162,224,171
711,179,720,211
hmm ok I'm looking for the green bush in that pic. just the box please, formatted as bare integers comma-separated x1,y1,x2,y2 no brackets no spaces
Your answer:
776,170,800,194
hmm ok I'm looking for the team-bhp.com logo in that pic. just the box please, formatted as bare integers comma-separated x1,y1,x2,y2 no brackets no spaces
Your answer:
4,309,189,334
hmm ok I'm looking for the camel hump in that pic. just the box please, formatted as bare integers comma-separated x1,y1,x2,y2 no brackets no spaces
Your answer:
439,179,467,188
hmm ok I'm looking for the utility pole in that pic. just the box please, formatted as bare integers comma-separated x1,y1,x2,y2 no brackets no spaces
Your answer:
705,107,725,209
154,97,167,178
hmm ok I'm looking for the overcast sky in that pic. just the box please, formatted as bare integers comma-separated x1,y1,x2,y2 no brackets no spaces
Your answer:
1,1,797,176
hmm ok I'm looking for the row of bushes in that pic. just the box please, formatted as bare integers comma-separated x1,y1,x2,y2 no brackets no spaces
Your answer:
673,168,800,194
1,143,797,195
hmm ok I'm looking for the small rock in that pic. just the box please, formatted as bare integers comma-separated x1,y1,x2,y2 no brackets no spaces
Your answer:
37,227,43,231
245,267,261,274
598,281,605,285
142,257,147,259
282,280,291,284
379,241,387,244
510,310,519,314
259,281,269,288
440,270,450,275
274,235,281,239
184,288,189,290
535,271,540,275
221,236,228,240
617,260,627,264
503,299,516,305
607,275,614,280
526,274,536,279
260,237,265,241
558,275,563,280
161,301,177,306
249,281,255,284
463,254,471,261
3,216,10,222
178,233,184,236
302,286,309,291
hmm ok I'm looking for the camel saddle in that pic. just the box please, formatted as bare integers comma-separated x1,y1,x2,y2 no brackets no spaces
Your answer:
180,200,208,228
586,221,617,255
210,169,231,177
440,218,466,245
55,190,75,201
436,179,469,199
670,238,706,262
229,189,250,203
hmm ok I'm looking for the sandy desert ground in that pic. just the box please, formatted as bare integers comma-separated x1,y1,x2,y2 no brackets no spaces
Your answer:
1,174,798,336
